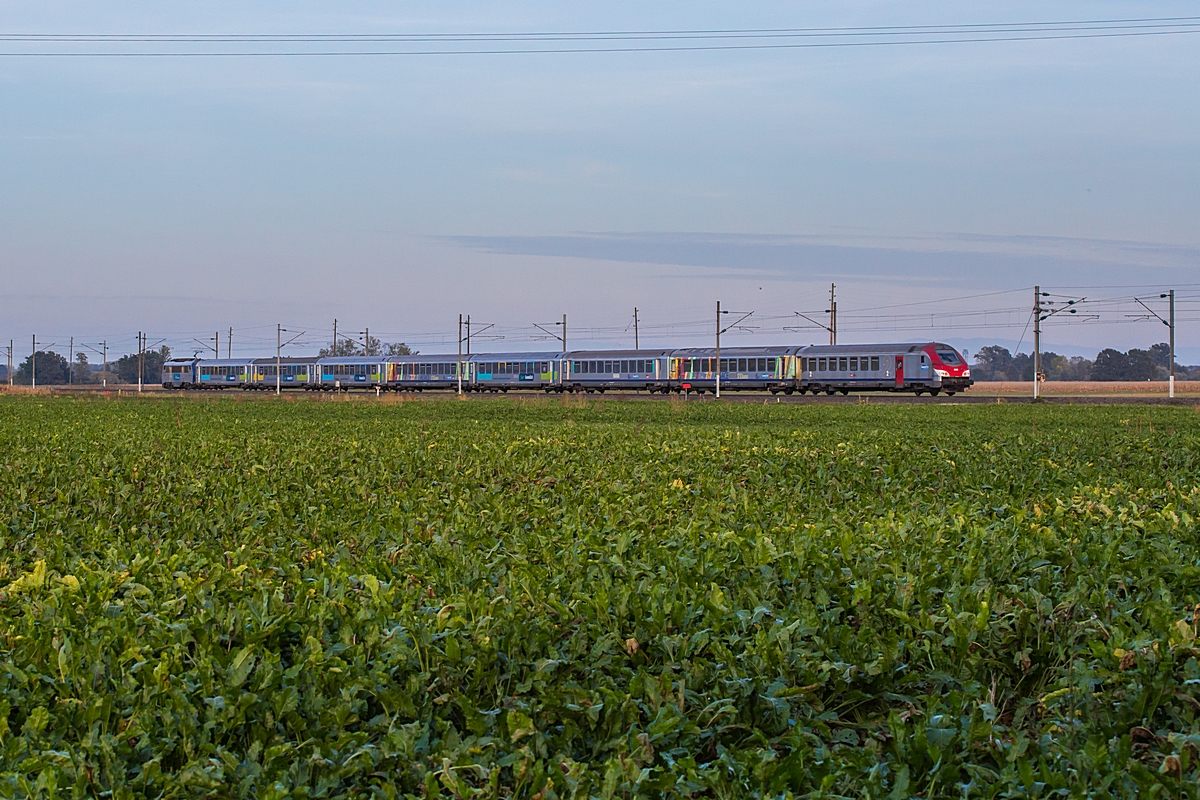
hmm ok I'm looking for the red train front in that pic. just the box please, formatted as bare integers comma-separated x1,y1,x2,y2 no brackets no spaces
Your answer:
924,343,973,393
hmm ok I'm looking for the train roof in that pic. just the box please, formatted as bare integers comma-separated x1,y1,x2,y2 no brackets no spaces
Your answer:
799,343,934,354
565,349,673,358
252,356,320,365
314,356,387,364
670,345,798,357
166,357,256,367
465,351,565,361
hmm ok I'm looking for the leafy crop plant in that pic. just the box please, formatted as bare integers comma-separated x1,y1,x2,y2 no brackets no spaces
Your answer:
0,396,1198,798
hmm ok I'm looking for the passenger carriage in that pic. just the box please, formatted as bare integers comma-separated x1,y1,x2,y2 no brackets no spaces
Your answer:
467,352,563,392
386,355,465,391
668,346,796,394
163,357,257,389
239,357,321,391
563,349,672,393
312,357,387,391
162,357,200,388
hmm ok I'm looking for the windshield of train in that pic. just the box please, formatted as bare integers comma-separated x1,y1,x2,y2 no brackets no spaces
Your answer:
936,350,962,365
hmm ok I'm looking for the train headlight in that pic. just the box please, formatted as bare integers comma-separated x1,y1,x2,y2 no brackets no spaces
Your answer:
934,368,949,378
963,368,971,377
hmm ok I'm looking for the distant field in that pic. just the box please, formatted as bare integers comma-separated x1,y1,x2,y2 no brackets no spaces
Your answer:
974,380,1200,396
1,396,1199,796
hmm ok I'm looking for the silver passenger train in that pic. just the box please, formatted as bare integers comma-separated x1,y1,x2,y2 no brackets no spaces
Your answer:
163,341,972,396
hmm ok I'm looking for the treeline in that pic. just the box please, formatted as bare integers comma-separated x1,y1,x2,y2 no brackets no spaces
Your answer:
8,347,171,385
5,341,418,385
972,343,1198,381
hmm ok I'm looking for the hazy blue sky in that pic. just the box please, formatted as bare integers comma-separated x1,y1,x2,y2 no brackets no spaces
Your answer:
1,1,1197,361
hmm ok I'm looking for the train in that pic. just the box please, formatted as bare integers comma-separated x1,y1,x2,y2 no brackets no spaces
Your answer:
163,341,972,396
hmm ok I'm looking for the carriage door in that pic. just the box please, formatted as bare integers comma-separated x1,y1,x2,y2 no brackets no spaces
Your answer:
895,356,904,388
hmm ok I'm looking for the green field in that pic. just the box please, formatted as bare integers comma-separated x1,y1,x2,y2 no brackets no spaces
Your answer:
2,396,1199,798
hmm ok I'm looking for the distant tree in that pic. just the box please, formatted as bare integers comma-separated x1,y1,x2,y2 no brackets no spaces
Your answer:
14,351,70,385
73,352,92,384
1091,349,1127,380
1091,348,1158,381
318,339,361,358
1149,342,1172,369
1037,352,1092,381
1064,355,1093,380
318,337,417,357
972,346,1015,380
1013,352,1035,381
385,342,416,356
114,346,172,384
1125,349,1159,381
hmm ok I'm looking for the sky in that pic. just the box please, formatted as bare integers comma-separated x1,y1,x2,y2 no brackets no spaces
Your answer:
1,1,1198,363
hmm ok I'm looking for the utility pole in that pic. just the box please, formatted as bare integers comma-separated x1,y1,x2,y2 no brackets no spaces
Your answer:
137,332,145,393
457,314,463,396
828,283,837,346
6,340,11,387
1170,289,1175,399
102,341,107,387
562,313,567,352
29,335,57,390
715,301,721,398
215,331,220,361
1166,289,1176,398
465,316,470,355
332,319,338,356
634,307,639,350
69,337,74,385
228,327,232,359
1033,287,1041,400
276,326,304,395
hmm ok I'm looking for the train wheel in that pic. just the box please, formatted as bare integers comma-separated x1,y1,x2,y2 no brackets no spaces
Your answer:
931,389,940,396
840,389,849,396
947,391,956,396
825,389,835,396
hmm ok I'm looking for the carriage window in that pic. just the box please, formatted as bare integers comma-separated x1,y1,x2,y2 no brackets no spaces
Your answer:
838,357,848,371
849,357,858,371
815,358,823,371
871,357,880,371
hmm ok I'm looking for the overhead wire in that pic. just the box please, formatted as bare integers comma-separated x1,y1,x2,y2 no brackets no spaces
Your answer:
2,16,1199,56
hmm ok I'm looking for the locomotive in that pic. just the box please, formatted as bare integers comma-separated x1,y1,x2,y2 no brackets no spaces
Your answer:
163,341,970,396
